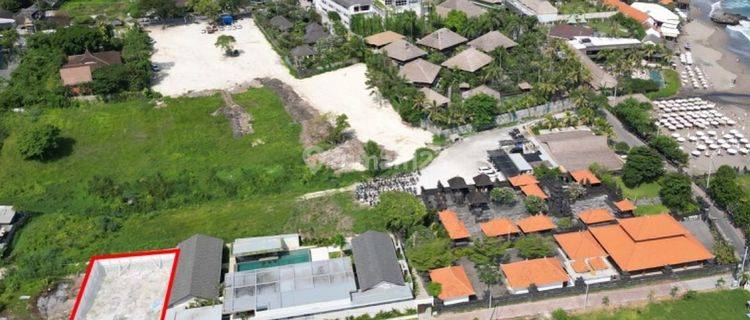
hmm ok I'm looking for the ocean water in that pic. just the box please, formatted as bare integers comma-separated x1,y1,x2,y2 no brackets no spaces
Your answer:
720,0,750,59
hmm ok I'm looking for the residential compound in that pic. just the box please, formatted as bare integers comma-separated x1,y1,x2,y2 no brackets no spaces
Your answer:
71,231,427,320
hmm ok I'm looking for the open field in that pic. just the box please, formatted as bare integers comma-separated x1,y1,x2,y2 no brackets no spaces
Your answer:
578,289,750,320
635,204,670,216
148,19,431,165
60,0,131,19
615,177,662,200
0,88,378,317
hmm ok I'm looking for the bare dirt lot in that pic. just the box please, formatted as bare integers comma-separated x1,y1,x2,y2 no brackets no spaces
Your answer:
148,19,431,166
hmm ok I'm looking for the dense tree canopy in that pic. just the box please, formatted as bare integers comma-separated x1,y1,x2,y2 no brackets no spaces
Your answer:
374,191,428,235
16,124,61,160
515,235,554,259
621,146,664,187
659,173,697,215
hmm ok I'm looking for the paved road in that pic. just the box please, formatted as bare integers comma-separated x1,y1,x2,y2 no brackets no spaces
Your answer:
603,105,746,258
435,273,732,320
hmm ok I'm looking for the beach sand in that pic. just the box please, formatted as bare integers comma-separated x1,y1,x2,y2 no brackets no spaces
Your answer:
681,6,750,96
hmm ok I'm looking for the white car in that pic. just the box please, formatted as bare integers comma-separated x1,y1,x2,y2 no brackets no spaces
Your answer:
479,166,496,175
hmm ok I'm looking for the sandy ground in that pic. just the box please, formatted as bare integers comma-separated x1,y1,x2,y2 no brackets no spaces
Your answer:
680,21,738,92
417,126,515,189
148,19,431,165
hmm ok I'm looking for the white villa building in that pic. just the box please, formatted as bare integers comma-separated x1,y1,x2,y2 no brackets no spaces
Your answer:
313,0,423,28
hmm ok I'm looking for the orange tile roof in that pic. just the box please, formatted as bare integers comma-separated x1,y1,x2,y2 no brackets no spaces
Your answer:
590,256,609,271
659,0,673,4
439,210,470,240
618,214,686,241
520,184,548,200
601,0,650,23
480,218,520,237
613,199,636,212
501,257,569,289
508,174,538,187
578,208,615,225
554,231,607,260
570,169,601,185
517,215,556,233
589,214,714,272
429,266,475,300
571,259,591,273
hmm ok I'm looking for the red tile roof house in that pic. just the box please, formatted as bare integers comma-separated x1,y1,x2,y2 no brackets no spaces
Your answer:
59,50,122,94
429,266,476,305
500,257,570,294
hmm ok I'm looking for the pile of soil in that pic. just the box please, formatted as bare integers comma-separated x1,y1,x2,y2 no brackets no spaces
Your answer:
258,78,331,148
307,139,366,172
35,277,82,320
213,90,254,137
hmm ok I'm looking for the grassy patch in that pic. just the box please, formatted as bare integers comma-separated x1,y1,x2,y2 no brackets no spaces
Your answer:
0,88,367,316
578,289,750,320
60,0,132,19
558,0,608,14
738,173,750,201
615,176,662,200
646,69,681,100
635,203,670,216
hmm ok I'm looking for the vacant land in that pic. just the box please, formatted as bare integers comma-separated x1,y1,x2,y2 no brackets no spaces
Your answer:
60,0,130,19
579,289,750,320
615,177,662,200
635,203,670,216
148,19,431,165
0,88,375,316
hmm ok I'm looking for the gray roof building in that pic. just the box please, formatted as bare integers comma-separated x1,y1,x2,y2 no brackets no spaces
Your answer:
169,234,224,306
468,31,518,52
399,58,441,85
291,44,315,58
441,47,493,72
332,0,372,7
351,231,405,291
417,28,468,51
270,16,293,31
462,85,502,100
382,39,427,62
420,88,450,107
304,23,327,44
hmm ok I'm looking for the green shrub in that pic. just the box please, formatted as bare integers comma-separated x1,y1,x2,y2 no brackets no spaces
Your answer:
17,124,61,160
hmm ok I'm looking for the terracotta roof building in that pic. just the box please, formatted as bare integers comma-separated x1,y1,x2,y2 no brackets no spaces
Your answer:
399,59,441,85
601,0,650,24
382,39,427,62
588,214,714,273
438,210,470,240
501,257,569,294
480,218,520,237
441,48,492,73
554,230,618,284
570,169,601,185
517,215,555,233
417,28,468,51
429,266,475,305
578,208,615,225
365,31,405,47
508,174,538,187
435,0,487,18
468,31,517,52
59,50,122,87
613,199,636,213
520,184,548,200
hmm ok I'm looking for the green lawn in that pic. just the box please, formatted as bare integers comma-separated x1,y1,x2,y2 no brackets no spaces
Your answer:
557,0,608,14
738,173,750,201
0,88,372,317
60,0,132,19
615,176,662,200
579,289,750,320
647,69,681,100
635,203,669,216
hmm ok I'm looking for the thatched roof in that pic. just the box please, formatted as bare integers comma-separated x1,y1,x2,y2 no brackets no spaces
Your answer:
365,31,405,47
382,39,427,62
417,28,468,51
468,31,517,52
304,23,327,44
436,0,487,18
269,16,293,31
518,81,533,91
420,88,450,107
462,85,502,100
399,59,441,84
290,44,315,58
441,47,492,73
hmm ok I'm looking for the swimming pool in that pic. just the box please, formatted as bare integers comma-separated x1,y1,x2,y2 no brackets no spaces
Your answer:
236,249,311,271
650,70,665,87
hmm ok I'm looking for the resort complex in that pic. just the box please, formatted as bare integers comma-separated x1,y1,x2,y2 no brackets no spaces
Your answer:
1,0,750,319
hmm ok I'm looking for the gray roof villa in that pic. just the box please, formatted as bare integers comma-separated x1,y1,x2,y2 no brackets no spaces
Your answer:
436,0,487,18
417,28,468,51
351,231,405,291
169,234,224,306
399,59,442,85
420,88,450,107
382,39,428,62
468,31,518,52
441,47,493,72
